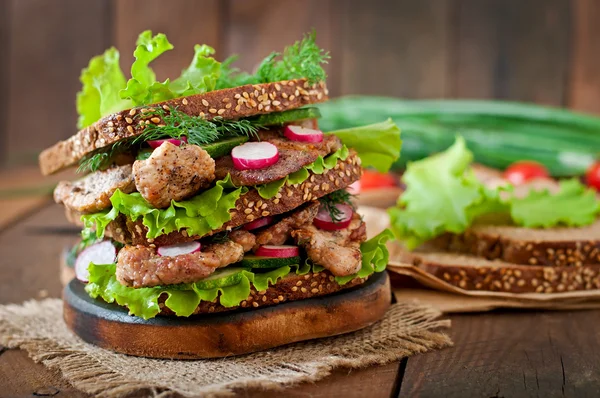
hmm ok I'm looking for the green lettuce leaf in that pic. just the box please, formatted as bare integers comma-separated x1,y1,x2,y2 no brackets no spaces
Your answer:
388,137,600,249
256,146,349,199
76,47,132,129
510,178,600,227
119,32,222,106
388,137,494,249
326,119,402,173
82,175,246,239
335,229,394,285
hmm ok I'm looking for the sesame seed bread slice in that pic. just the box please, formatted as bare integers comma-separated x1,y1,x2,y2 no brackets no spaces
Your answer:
157,270,368,316
398,247,600,294
101,151,362,246
431,218,600,267
39,79,329,175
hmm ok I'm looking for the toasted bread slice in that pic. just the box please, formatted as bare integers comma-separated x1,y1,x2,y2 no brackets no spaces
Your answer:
431,220,600,267
398,246,600,294
74,151,362,246
39,79,329,175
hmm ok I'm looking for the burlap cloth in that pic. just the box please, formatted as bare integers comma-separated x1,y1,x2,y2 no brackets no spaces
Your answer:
0,298,451,397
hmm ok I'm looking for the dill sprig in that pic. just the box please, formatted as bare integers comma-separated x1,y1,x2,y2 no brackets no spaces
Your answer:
255,30,329,85
77,106,262,173
319,190,356,222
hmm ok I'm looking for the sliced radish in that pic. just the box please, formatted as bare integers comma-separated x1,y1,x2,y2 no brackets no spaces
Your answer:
75,241,117,283
147,136,188,149
284,125,324,143
313,204,354,231
231,142,279,170
255,245,299,258
243,216,274,231
347,181,361,194
157,241,201,257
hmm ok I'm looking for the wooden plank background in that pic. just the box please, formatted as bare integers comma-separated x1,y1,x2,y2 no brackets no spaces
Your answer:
0,0,599,169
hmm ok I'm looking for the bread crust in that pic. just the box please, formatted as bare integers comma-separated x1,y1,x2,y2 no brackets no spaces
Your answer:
39,79,329,175
432,222,600,267
103,151,362,246
403,250,600,293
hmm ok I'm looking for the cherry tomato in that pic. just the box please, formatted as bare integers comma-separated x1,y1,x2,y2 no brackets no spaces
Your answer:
360,170,397,191
585,162,600,191
503,161,549,185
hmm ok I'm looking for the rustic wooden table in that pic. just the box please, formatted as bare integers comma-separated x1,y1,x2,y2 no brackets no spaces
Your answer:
1,170,600,397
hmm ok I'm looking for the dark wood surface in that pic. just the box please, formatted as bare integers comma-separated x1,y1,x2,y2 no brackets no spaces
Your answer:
1,0,600,169
2,193,600,396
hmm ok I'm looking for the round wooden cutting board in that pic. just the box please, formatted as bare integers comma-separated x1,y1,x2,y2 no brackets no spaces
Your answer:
63,272,392,359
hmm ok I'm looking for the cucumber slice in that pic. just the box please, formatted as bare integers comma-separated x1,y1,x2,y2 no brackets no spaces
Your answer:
201,136,249,158
195,267,247,290
251,107,321,126
240,255,301,269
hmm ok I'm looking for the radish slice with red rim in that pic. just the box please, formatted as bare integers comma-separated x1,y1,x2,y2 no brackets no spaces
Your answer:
283,125,324,143
147,136,188,149
255,245,299,258
75,241,117,283
231,142,279,170
313,204,354,231
243,216,274,231
157,241,201,257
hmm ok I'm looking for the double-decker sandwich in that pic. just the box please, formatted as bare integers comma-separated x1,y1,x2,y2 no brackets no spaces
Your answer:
41,31,402,357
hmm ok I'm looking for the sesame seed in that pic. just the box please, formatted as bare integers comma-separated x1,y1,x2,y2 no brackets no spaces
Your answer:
217,109,226,115
292,286,298,292
151,117,161,123
202,99,209,106
301,287,307,293
199,112,205,118
254,90,259,97
273,199,280,204
107,121,114,127
222,97,230,103
125,117,133,124
272,100,281,106
182,98,189,105
209,108,217,114
235,105,241,112
246,215,255,221
282,93,288,99
127,125,134,133
262,211,270,216
253,302,259,308
317,92,323,100
296,281,303,286
129,109,136,116
311,282,318,287
273,299,280,304
243,92,249,99
275,83,281,91
289,95,296,101
278,295,284,301
262,296,267,302
244,209,252,214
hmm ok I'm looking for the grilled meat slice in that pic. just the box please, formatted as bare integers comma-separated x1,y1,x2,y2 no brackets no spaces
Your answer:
116,245,220,288
229,230,256,252
133,142,215,209
258,130,343,157
54,164,135,214
202,240,245,266
291,213,366,277
254,202,319,248
215,149,317,186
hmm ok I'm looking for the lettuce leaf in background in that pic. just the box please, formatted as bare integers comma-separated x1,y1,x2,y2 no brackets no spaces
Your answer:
82,175,246,239
76,47,133,129
326,119,402,173
388,137,495,249
510,178,600,228
388,136,600,249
